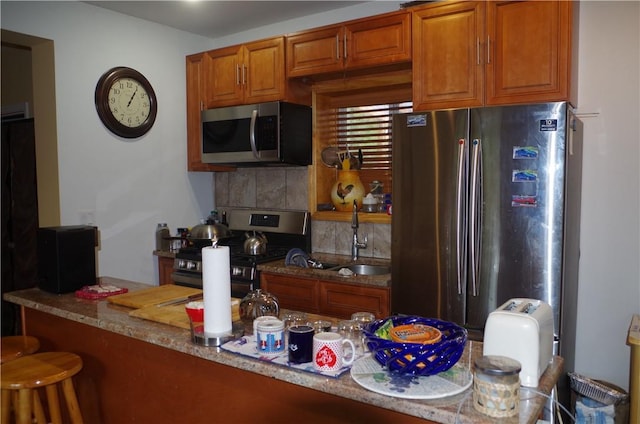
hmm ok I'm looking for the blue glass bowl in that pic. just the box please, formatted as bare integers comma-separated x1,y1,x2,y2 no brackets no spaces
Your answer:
363,316,467,376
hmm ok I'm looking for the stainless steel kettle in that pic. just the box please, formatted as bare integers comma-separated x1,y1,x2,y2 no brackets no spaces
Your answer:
244,231,267,255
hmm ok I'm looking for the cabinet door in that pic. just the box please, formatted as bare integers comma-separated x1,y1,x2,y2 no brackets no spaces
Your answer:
319,281,390,319
244,37,286,103
185,54,235,172
157,256,175,285
286,25,344,78
345,11,411,71
207,45,244,107
261,273,320,314
486,0,573,105
412,1,485,111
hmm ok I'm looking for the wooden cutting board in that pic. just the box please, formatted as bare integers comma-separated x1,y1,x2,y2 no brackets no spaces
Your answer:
107,285,202,309
129,298,241,329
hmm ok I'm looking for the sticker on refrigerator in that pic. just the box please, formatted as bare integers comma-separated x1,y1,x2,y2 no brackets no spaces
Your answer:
406,114,427,127
539,119,558,131
512,195,537,207
513,146,539,159
512,170,537,182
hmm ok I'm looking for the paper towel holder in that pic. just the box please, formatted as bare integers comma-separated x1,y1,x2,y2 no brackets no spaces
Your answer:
191,321,244,347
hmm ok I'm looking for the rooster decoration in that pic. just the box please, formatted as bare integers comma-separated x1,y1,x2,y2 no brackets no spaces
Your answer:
336,183,354,205
330,170,365,212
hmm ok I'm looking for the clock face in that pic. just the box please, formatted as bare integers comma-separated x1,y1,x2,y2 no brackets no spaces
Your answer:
108,77,151,128
95,67,157,139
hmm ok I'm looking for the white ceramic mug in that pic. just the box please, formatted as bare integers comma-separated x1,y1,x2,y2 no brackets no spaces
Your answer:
312,332,355,372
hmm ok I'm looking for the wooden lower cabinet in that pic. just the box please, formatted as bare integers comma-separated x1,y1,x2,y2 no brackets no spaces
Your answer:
320,281,389,319
261,272,390,319
157,256,174,285
23,308,431,424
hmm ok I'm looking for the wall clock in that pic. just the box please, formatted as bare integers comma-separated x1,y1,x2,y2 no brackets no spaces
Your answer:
94,66,157,138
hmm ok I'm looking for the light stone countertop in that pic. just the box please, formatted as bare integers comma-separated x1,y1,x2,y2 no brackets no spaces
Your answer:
4,277,562,424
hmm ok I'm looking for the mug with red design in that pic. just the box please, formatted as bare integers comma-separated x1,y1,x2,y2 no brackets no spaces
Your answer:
312,332,355,372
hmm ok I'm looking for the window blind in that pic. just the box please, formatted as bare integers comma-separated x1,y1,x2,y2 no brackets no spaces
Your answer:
336,102,412,193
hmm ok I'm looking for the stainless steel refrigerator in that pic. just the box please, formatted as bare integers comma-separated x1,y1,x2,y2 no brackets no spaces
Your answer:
391,102,582,371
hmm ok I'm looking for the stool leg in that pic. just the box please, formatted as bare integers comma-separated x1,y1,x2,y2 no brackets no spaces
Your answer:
61,378,83,424
45,384,62,424
1,389,10,424
32,390,46,424
16,388,31,424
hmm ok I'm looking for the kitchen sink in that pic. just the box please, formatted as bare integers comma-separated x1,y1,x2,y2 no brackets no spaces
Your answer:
328,264,391,276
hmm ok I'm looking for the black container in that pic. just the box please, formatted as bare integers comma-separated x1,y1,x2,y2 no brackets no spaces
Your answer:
37,226,97,294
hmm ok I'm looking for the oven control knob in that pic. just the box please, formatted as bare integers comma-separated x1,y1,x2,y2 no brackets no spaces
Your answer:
177,259,186,269
186,261,197,271
232,267,243,276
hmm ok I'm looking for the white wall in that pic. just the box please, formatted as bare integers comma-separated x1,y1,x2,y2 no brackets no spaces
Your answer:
2,0,638,393
1,1,215,284
573,1,639,391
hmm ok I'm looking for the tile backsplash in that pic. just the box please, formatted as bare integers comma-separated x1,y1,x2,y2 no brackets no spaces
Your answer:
214,167,391,259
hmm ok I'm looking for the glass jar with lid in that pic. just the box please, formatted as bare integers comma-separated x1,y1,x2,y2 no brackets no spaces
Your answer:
473,355,522,418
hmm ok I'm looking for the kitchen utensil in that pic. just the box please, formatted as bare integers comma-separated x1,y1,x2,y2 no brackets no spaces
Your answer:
107,285,202,309
313,332,355,372
473,356,522,418
285,248,310,267
239,289,279,324
288,325,314,364
256,319,285,355
188,223,232,243
155,292,203,307
483,298,554,387
363,315,467,376
321,146,341,168
244,231,267,255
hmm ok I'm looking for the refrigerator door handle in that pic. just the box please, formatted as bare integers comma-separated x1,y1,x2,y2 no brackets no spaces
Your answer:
469,138,481,296
455,138,466,295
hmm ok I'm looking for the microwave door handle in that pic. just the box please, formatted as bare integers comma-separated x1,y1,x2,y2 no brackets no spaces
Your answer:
249,108,259,159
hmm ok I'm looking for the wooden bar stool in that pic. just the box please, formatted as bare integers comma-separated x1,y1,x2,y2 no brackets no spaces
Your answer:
1,352,84,424
1,336,40,364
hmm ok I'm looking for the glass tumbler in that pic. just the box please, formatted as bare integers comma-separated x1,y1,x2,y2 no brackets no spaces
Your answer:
351,312,376,352
282,312,308,337
337,319,362,357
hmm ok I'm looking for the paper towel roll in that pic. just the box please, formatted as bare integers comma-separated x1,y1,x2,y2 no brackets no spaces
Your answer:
202,245,232,335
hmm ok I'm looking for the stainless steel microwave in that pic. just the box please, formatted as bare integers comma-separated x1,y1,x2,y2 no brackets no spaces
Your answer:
201,101,312,166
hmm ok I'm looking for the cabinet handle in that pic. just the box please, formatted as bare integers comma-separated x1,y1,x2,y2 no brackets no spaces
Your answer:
343,32,347,59
235,64,240,86
486,36,491,65
336,34,340,60
476,38,480,65
242,64,247,86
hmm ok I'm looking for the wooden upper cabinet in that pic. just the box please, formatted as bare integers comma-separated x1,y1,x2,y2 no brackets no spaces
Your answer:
286,10,411,79
412,0,577,111
412,1,485,109
486,0,576,106
185,53,233,172
207,37,286,108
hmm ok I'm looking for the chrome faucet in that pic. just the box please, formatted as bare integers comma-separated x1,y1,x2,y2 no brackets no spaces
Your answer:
351,200,367,261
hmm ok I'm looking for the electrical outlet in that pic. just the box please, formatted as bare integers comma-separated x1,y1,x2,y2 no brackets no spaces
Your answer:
78,210,96,226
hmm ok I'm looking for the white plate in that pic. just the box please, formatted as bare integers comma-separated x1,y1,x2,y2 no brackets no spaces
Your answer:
350,355,473,400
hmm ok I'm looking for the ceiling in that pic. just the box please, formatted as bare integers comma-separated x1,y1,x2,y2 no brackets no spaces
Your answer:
85,1,366,39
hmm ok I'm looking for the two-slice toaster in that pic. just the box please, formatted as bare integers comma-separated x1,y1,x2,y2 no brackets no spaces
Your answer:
483,298,554,387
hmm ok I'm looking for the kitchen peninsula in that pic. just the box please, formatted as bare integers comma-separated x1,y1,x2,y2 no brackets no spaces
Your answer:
4,277,562,424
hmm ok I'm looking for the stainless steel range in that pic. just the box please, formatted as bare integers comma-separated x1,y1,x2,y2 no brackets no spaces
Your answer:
172,209,310,298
